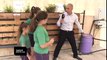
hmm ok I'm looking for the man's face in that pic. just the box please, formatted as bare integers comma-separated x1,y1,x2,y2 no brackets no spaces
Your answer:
66,4,73,14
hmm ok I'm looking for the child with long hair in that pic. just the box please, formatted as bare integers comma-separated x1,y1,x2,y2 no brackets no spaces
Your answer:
18,22,31,60
25,6,41,60
30,11,55,60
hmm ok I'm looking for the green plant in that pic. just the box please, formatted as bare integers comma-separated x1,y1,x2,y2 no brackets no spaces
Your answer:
24,5,30,13
45,4,56,13
4,5,14,13
63,4,66,11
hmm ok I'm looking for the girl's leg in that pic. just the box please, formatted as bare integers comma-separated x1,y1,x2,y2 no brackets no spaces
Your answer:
34,52,49,60
20,56,29,60
43,53,49,60
27,48,31,60
30,47,36,60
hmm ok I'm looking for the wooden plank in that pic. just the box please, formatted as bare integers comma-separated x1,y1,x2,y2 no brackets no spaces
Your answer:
49,35,59,40
0,34,2,38
75,13,80,21
48,13,59,18
74,34,81,40
73,29,79,33
73,24,79,29
6,14,14,19
1,33,17,37
0,21,16,24
0,13,14,19
0,26,19,32
0,39,18,45
0,19,14,21
46,25,59,30
48,31,59,35
0,14,6,19
20,13,30,19
0,36,17,39
48,18,59,20
0,31,15,33
47,20,58,24
49,34,81,41
20,18,28,21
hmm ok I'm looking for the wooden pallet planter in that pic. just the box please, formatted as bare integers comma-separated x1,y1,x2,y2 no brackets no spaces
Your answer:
0,12,82,45
0,12,30,45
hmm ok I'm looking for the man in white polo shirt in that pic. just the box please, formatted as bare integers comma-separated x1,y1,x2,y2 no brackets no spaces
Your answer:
53,3,83,60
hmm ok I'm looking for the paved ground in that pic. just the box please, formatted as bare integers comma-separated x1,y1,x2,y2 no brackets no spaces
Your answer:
0,49,106,60
0,41,106,60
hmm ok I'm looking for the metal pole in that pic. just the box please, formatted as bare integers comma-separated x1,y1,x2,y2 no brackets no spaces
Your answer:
82,10,85,30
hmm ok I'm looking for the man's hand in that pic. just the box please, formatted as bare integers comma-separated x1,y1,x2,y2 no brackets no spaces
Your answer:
60,20,64,24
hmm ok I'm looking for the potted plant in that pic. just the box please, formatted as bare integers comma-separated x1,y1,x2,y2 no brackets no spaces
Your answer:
4,5,14,13
20,5,30,20
0,5,14,19
45,4,56,13
45,4,60,41
63,4,66,11
24,5,30,13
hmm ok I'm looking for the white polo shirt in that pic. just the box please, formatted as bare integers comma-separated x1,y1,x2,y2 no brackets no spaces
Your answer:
57,12,83,33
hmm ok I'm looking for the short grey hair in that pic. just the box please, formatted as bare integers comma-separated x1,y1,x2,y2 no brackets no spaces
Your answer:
67,3,73,7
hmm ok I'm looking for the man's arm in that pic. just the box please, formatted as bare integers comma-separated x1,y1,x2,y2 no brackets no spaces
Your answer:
57,14,64,27
75,16,84,33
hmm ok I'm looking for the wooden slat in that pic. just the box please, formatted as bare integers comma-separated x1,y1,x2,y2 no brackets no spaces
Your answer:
73,29,79,33
0,19,14,21
0,39,18,45
0,24,18,27
0,34,2,37
0,21,16,24
0,26,19,32
0,13,14,19
1,33,17,37
49,35,59,41
48,18,59,20
0,31,15,33
75,13,80,21
48,31,59,35
47,20,58,24
73,24,81,29
74,34,81,40
46,25,59,30
0,36,17,39
20,18,28,21
48,13,59,18
20,13,30,19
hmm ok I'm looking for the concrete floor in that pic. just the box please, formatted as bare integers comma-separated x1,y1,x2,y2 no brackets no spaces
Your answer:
0,49,106,60
0,41,106,60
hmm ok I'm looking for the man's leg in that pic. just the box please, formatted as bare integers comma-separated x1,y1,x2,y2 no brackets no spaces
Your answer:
67,31,78,57
53,30,66,60
67,31,82,60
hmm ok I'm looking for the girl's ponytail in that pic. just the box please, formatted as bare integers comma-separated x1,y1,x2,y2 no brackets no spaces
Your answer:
17,22,28,44
30,11,48,32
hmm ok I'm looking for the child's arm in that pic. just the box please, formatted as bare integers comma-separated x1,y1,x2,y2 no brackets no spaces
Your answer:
35,29,54,49
40,38,54,48
20,37,26,47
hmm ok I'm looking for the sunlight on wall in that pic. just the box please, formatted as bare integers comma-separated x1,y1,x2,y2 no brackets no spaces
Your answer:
0,0,106,16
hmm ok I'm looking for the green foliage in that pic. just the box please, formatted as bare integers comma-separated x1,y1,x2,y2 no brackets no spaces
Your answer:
4,5,14,13
63,4,66,11
45,4,56,13
24,5,30,13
